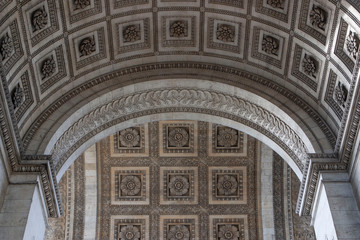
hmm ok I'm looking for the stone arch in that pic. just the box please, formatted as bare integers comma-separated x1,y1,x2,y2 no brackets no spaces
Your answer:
36,79,317,181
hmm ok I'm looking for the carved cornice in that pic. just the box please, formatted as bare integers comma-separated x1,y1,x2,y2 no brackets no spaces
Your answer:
51,88,309,174
0,65,61,218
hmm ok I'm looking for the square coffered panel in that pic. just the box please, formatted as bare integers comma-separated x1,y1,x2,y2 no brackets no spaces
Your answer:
203,13,246,60
159,120,198,157
110,124,149,157
208,166,247,204
160,167,198,205
110,167,150,205
157,12,200,53
208,124,247,157
160,215,199,240
110,215,149,240
209,215,249,240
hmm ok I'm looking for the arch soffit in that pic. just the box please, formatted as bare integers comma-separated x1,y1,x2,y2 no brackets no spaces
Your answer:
44,79,316,180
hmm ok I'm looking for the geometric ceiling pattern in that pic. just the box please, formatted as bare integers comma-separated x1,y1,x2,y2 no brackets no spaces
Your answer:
44,120,316,239
1,0,360,222
1,0,359,142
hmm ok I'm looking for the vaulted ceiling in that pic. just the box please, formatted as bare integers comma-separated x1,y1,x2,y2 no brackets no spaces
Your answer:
1,0,360,220
44,121,316,239
1,0,359,160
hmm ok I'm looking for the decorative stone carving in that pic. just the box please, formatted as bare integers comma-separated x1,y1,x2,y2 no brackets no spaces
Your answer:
345,31,359,60
309,5,327,31
217,127,238,147
31,6,48,32
73,0,91,10
168,127,189,147
120,175,141,196
168,225,190,240
0,32,12,61
119,225,141,240
169,175,190,196
123,24,141,43
302,54,317,78
41,56,56,79
79,36,96,57
218,224,240,240
217,174,238,196
267,0,284,9
334,82,348,108
11,84,24,109
262,35,279,56
170,21,188,38
119,128,140,148
52,89,308,171
216,24,235,43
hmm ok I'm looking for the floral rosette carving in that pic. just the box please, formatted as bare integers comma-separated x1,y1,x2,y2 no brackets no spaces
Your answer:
267,0,284,9
123,24,141,43
309,6,327,30
119,128,140,148
0,33,13,61
169,176,189,196
262,35,279,56
168,127,189,147
119,225,141,240
168,225,190,240
216,24,235,43
170,21,187,38
11,84,24,109
302,55,317,78
74,0,91,10
334,82,348,108
120,175,141,196
31,6,48,32
345,31,359,60
218,225,241,240
41,56,56,79
217,175,238,196
79,36,96,57
217,127,238,147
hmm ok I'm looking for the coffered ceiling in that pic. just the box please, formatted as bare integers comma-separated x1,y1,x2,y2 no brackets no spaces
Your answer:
1,0,359,160
44,121,316,239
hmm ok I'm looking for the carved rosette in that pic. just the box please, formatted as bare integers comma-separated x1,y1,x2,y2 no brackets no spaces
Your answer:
31,6,48,32
123,24,141,43
334,82,348,108
73,0,91,10
262,35,279,56
302,55,317,78
168,175,190,196
345,31,359,60
218,224,240,240
79,36,96,57
170,21,187,38
309,5,327,31
120,175,141,196
119,225,141,240
217,127,238,147
168,225,190,240
41,56,56,80
168,127,189,147
11,84,24,109
0,33,13,61
216,24,235,43
119,128,140,148
217,175,238,196
267,0,284,9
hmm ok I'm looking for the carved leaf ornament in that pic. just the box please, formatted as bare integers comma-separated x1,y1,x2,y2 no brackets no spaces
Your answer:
52,89,308,171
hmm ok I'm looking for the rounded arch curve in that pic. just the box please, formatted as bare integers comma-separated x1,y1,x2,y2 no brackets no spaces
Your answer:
33,79,318,180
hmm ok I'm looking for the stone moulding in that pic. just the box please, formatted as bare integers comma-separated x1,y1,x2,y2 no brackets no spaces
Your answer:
51,88,309,175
